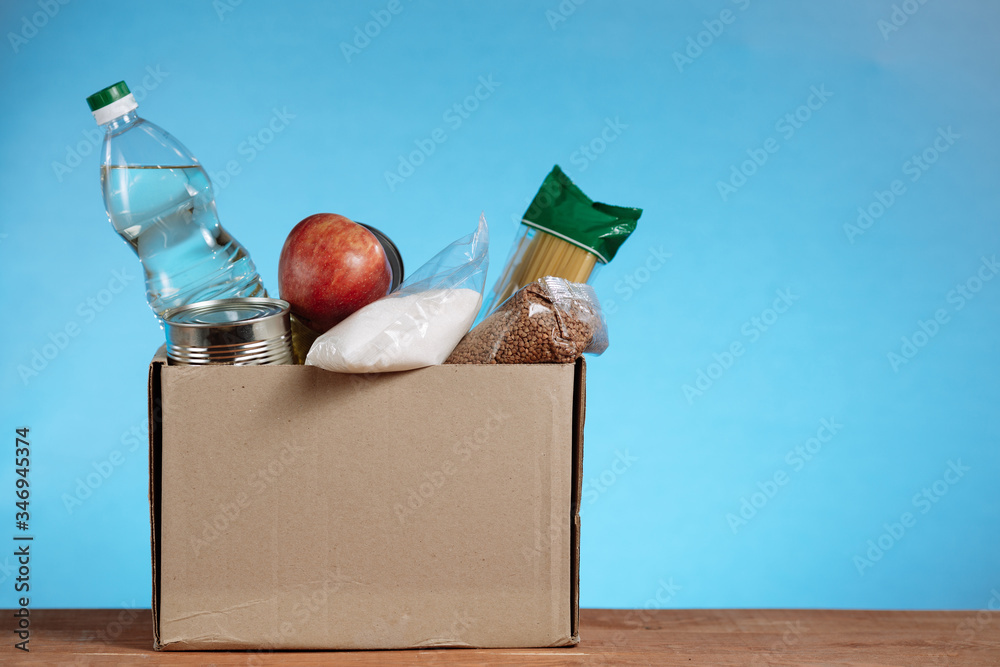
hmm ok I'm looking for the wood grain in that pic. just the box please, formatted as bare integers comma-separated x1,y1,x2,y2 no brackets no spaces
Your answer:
2,608,998,665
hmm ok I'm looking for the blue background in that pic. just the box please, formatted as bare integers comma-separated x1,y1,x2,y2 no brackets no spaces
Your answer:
1,0,998,610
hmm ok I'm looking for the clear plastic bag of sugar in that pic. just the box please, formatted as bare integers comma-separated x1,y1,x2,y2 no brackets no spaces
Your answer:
305,215,489,373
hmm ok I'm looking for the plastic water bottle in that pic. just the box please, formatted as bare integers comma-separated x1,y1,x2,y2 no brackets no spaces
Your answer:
87,81,266,317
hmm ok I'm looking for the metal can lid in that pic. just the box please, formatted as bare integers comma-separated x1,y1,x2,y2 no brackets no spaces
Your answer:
164,297,289,326
358,223,404,292
163,298,291,349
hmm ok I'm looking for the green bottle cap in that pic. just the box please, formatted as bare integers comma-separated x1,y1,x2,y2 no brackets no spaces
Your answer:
86,81,131,111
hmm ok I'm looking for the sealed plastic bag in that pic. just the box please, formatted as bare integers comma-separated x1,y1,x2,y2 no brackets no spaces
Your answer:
305,215,489,373
447,276,608,364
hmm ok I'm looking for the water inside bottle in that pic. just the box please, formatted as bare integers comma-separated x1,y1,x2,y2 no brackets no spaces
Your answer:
101,164,265,315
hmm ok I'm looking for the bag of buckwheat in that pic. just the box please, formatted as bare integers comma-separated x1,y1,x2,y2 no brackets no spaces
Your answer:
446,276,607,364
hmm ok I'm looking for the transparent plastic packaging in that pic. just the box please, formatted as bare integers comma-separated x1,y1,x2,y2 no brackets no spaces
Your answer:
305,215,489,373
93,83,266,317
485,227,604,310
447,276,608,364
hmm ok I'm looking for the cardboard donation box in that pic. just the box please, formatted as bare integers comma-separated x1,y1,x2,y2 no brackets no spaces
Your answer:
148,349,584,650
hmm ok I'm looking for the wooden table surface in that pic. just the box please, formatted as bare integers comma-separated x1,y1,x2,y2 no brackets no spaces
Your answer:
2,608,998,665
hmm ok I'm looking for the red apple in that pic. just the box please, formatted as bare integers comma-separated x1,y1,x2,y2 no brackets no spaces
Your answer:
278,213,393,332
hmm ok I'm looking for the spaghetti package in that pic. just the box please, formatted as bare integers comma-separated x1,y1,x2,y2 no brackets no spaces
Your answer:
481,165,642,315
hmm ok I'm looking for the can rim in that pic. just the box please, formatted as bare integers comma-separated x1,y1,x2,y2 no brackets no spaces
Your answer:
162,297,291,327
358,223,404,292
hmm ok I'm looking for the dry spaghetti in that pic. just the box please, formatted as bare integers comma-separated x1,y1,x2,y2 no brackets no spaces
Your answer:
482,165,642,315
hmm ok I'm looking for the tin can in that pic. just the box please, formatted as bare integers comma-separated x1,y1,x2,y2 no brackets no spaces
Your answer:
163,298,294,366
358,223,404,291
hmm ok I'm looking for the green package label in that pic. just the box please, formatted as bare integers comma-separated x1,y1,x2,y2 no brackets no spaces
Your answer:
521,165,642,264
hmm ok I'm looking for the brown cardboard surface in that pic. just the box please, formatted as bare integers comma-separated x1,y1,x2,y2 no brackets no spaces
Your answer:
149,353,583,651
